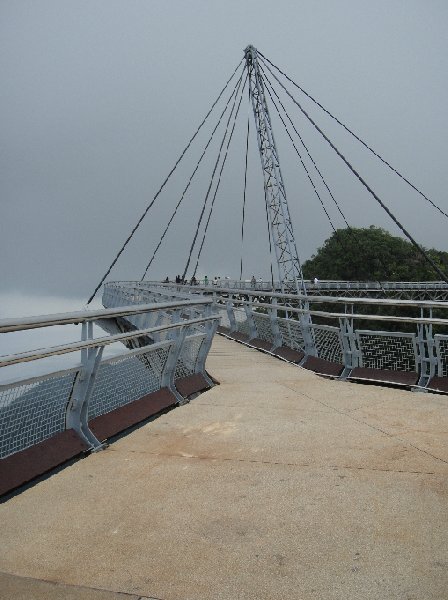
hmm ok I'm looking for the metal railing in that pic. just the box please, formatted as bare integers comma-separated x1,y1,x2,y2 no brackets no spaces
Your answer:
140,278,448,300
0,298,219,460
110,281,448,392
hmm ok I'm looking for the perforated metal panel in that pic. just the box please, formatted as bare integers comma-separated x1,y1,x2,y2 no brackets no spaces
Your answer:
277,318,304,351
175,335,205,379
0,371,77,458
234,309,251,336
313,325,344,363
88,346,170,420
356,331,417,372
434,335,448,377
253,313,274,343
218,308,231,328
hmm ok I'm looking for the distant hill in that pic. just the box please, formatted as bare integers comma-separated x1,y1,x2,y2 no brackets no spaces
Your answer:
302,226,448,282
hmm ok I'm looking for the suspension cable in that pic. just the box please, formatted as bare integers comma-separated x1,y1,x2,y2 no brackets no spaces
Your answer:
262,72,339,235
261,69,390,290
193,77,248,277
86,59,244,304
261,59,448,284
182,74,245,280
258,52,448,221
259,63,349,227
239,112,250,280
140,72,244,280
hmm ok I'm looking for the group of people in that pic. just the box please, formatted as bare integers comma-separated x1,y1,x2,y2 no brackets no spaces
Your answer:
163,275,218,286
165,274,199,285
162,275,320,287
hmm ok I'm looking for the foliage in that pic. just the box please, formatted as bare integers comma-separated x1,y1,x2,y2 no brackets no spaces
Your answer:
302,226,448,282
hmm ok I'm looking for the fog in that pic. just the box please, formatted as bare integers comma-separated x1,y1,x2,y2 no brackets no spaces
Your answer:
2,1,448,304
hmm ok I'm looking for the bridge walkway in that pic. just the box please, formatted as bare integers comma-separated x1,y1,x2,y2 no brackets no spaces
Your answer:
0,336,447,599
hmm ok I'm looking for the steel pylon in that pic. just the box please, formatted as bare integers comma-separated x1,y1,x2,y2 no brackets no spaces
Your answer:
244,45,306,296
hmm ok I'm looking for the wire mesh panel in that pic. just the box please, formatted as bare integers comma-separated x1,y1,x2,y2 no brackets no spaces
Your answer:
218,308,231,328
0,371,77,458
356,331,418,372
277,317,304,351
88,346,170,420
434,335,448,377
234,309,251,336
175,334,205,379
313,325,344,363
252,312,274,343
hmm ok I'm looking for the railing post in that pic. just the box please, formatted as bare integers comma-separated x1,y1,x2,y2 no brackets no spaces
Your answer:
66,322,104,450
417,307,437,388
339,304,359,379
244,300,258,339
161,324,187,404
227,297,237,332
196,306,218,386
299,304,316,357
269,298,283,349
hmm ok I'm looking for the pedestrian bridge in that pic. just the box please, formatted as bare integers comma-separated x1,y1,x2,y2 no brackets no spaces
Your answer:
1,334,447,600
2,41,448,599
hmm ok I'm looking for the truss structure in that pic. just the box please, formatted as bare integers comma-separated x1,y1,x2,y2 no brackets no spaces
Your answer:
245,45,306,296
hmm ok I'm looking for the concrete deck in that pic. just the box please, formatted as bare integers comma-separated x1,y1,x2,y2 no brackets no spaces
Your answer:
1,335,447,599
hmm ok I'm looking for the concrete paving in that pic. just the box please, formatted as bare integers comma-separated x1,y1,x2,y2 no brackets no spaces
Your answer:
1,335,447,599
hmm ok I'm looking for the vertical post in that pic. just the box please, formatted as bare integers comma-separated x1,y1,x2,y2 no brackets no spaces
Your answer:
245,45,305,294
339,303,359,379
244,45,316,356
196,307,218,387
269,298,283,349
417,307,436,388
161,325,187,404
227,298,237,332
66,322,104,450
244,300,258,339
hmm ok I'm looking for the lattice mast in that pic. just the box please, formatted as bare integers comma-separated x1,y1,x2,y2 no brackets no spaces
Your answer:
244,45,306,295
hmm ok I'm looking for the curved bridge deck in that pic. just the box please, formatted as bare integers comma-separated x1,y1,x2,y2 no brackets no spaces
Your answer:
1,336,447,600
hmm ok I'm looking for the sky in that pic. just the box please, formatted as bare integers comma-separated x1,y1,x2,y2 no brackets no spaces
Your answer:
2,0,448,306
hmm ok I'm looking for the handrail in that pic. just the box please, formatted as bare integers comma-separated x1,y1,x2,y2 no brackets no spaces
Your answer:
0,315,217,367
0,298,211,333
113,282,448,310
244,302,448,326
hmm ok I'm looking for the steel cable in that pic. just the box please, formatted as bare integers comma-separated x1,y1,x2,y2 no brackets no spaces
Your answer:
86,59,244,304
140,71,245,280
261,59,448,284
193,77,248,277
182,74,245,280
262,73,339,235
259,63,349,227
261,69,391,290
258,52,448,221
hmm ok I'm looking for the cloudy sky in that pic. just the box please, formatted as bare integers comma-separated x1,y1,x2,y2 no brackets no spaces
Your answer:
2,0,448,306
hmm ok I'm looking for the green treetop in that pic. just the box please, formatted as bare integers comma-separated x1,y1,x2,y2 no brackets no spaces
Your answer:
302,226,448,281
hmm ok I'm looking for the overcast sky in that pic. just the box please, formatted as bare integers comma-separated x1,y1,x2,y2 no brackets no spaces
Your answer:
2,0,448,303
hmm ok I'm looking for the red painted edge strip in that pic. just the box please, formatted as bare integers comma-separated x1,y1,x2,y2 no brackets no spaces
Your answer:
426,376,448,393
175,373,210,398
89,387,177,442
273,346,305,363
249,338,273,351
0,430,88,497
302,356,344,377
349,367,418,386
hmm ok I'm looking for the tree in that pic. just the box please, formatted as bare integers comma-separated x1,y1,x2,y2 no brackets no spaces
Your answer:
302,226,448,281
